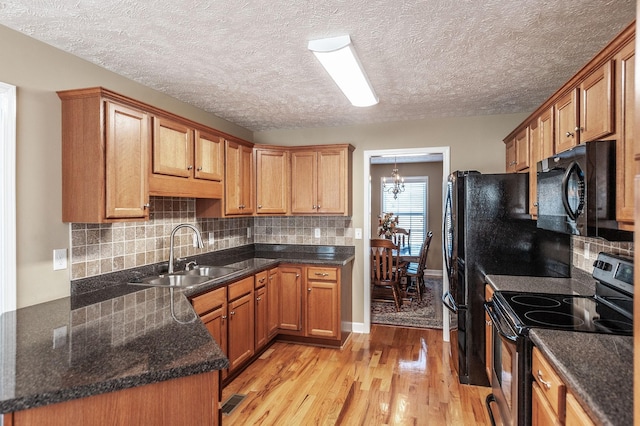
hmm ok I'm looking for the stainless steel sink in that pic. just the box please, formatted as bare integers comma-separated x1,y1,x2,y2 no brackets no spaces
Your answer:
128,274,211,289
183,265,241,279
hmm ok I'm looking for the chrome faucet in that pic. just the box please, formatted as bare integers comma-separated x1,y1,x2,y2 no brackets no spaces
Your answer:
168,224,204,274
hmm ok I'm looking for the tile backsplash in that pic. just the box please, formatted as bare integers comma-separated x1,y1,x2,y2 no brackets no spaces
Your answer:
572,235,634,273
70,196,354,280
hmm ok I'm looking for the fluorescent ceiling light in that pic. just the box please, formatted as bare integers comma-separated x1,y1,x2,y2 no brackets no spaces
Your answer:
308,35,378,107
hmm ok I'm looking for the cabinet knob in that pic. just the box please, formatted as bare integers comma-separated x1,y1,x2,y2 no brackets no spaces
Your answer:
296,274,300,278
533,202,538,207
565,131,574,137
317,205,321,209
187,165,194,170
312,205,316,209
230,311,236,316
197,166,202,171
259,278,266,283
575,126,583,132
256,297,262,301
143,203,150,208
222,315,227,320
308,288,311,292
258,205,262,209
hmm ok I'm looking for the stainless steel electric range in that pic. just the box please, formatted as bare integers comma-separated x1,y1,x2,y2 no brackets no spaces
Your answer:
485,252,634,426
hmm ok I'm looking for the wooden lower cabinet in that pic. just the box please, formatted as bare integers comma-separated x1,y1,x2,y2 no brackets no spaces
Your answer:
565,391,595,426
4,372,219,426
532,381,562,426
227,277,255,371
278,265,303,332
266,268,280,338
254,278,268,351
306,267,340,339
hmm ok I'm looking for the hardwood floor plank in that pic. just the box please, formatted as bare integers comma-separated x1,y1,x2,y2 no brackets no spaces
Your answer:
222,325,492,425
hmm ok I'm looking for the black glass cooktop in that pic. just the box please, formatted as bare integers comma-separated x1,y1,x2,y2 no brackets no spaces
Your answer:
494,291,633,336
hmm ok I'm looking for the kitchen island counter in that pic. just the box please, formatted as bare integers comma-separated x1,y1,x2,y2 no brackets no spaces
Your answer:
530,329,632,426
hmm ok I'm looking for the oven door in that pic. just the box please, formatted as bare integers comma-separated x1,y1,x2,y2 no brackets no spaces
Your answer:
485,302,519,426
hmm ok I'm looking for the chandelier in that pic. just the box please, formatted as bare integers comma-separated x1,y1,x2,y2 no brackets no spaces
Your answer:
383,157,405,199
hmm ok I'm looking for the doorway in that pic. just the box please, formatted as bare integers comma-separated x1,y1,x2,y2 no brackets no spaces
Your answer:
362,147,450,339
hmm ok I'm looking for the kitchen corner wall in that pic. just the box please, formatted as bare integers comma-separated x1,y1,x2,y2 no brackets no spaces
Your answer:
572,236,634,273
70,196,354,280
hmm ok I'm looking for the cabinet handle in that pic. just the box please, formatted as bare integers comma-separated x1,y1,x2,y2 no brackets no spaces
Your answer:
536,370,552,390
256,297,262,301
143,203,150,208
197,166,202,171
259,278,266,283
565,131,574,137
222,315,227,320
575,126,583,132
187,165,194,170
315,272,329,277
230,311,236,316
533,202,538,207
486,320,492,326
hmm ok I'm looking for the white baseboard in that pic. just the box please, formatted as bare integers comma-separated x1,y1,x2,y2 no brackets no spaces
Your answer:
352,322,367,334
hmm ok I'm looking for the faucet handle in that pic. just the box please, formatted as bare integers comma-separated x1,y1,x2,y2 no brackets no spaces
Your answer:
185,261,198,271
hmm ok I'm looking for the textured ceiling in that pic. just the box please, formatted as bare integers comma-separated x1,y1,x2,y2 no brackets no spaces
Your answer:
0,0,635,132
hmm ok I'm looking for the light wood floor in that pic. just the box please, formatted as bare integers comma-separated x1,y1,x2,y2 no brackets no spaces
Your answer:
222,325,492,425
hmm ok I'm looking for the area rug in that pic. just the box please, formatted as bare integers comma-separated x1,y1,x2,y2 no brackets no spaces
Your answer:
371,277,443,329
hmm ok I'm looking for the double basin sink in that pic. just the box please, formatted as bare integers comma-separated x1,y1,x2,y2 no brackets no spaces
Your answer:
129,266,241,289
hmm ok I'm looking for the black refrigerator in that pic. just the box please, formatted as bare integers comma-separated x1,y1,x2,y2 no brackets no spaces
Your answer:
442,171,571,386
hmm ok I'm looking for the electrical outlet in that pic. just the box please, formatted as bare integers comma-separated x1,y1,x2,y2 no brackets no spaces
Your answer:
53,249,67,270
314,228,321,238
208,232,215,246
247,227,252,238
355,228,363,239
584,242,591,259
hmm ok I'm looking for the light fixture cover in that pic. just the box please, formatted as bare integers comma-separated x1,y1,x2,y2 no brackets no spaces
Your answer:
308,35,378,107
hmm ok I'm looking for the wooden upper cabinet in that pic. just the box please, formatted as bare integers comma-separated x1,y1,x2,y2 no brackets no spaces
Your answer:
225,140,255,215
529,107,554,217
514,127,529,171
290,145,354,215
194,130,224,182
538,107,555,160
505,138,517,173
58,88,150,223
555,88,580,153
152,116,193,178
255,148,289,214
615,38,635,228
580,60,614,142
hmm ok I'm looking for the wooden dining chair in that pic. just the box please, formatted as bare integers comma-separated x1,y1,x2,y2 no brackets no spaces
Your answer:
392,227,411,247
370,238,403,311
405,231,433,301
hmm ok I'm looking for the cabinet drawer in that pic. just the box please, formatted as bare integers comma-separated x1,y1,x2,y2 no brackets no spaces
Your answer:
532,347,566,418
191,286,226,316
228,276,254,301
307,267,337,281
255,270,268,289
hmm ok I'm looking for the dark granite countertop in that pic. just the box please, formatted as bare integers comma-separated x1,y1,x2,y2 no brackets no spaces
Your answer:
0,286,227,414
530,329,632,426
1,244,355,414
485,268,595,295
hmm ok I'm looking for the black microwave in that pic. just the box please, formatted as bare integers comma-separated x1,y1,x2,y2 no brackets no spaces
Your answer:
536,140,632,241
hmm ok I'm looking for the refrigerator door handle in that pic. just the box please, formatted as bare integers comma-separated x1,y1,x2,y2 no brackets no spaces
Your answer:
442,291,463,313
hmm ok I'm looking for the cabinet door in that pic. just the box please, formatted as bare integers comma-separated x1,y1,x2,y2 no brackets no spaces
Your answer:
616,40,635,226
194,130,223,182
529,121,540,216
505,139,516,172
290,151,317,214
565,391,595,426
228,291,254,371
316,149,346,214
306,280,339,339
105,101,149,219
555,88,579,153
514,127,529,171
254,285,268,350
225,140,243,214
484,285,494,382
532,382,562,426
152,116,193,178
200,304,228,379
256,149,289,214
278,266,303,331
580,61,613,142
267,269,280,338
240,144,255,213
539,107,555,160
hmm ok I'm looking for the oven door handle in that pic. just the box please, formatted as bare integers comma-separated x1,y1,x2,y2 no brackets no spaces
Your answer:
484,301,518,342
442,291,463,313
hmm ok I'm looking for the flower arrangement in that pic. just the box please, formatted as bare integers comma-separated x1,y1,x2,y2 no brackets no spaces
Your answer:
378,212,398,237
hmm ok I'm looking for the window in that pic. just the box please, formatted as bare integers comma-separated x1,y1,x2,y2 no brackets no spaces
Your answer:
381,176,428,247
